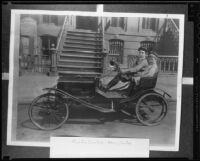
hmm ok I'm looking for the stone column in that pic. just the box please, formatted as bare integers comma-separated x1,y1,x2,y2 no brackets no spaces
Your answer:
50,44,57,74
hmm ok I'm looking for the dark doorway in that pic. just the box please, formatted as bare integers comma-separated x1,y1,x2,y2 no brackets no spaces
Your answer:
41,35,57,55
76,16,98,31
19,36,34,73
40,35,57,73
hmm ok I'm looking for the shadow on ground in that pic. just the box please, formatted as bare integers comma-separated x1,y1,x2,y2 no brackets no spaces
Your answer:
22,104,144,130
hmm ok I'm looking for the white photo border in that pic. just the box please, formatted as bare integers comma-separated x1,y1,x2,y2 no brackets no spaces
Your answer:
7,9,185,152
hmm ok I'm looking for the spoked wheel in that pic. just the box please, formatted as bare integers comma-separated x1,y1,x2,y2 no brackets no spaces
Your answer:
135,92,167,126
29,93,69,130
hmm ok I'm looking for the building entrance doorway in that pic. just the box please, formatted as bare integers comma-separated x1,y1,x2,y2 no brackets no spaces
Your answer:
19,36,34,74
41,35,57,55
76,16,98,31
40,35,57,73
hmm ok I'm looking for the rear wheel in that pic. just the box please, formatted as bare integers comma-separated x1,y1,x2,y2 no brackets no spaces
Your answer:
135,92,167,126
29,93,69,130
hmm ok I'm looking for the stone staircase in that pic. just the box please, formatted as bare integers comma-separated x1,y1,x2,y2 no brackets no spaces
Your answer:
57,29,104,84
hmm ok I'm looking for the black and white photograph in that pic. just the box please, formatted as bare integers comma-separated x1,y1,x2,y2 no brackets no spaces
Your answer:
7,9,184,151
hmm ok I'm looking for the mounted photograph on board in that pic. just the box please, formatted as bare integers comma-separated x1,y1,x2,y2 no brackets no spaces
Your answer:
7,9,184,151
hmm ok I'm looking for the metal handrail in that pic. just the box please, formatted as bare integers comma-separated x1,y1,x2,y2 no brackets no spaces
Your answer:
159,55,178,58
56,16,67,51
159,55,178,73
153,20,166,43
97,18,103,33
152,19,179,51
169,18,179,32
105,19,111,31
148,21,166,51
101,17,105,52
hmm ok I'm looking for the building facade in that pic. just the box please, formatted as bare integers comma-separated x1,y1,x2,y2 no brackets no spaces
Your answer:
19,15,179,75
20,14,64,74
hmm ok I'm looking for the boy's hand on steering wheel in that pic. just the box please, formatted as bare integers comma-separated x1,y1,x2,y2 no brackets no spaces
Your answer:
121,69,128,74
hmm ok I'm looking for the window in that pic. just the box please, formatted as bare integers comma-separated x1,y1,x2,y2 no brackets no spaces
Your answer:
51,16,58,25
108,39,124,64
43,15,49,24
142,18,158,32
20,36,30,56
43,15,58,25
19,36,34,71
111,17,125,29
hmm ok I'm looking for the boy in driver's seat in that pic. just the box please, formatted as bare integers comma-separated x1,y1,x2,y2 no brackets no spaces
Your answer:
103,46,149,91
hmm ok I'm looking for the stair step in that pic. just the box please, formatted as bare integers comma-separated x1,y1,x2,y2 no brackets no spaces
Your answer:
59,53,102,59
65,37,102,43
62,49,102,54
58,59,101,64
57,65,101,69
67,30,99,35
65,35,102,42
67,32,102,38
58,71,101,75
63,45,101,51
58,68,101,73
61,51,102,57
58,62,101,68
64,41,102,46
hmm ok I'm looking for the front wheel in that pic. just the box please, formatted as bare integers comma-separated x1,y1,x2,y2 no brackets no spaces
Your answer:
135,92,168,126
29,93,69,130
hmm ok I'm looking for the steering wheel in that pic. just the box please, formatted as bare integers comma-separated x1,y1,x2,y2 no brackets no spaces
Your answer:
109,60,122,74
109,60,138,77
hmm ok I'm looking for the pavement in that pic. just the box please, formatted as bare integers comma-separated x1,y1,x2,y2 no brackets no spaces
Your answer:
18,73,59,104
16,100,176,147
17,72,177,104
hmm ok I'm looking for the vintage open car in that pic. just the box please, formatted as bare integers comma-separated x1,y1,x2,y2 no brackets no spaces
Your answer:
28,59,171,130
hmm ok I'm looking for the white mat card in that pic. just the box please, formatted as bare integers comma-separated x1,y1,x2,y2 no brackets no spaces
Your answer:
50,137,149,158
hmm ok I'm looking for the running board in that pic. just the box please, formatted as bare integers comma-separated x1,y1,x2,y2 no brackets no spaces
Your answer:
120,109,132,116
43,88,115,113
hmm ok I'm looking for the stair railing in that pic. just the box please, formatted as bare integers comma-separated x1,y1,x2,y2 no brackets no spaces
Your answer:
105,19,111,31
56,16,68,51
152,18,179,52
167,18,179,44
101,17,105,52
97,17,104,53
168,18,179,31
53,16,68,70
98,17,103,34
97,17,107,74
153,20,166,48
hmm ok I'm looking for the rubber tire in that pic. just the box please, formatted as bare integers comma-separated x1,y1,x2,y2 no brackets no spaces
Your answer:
28,93,69,130
135,92,168,126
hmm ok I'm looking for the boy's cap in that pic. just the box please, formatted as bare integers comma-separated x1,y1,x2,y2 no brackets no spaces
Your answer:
138,47,148,53
149,51,159,58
